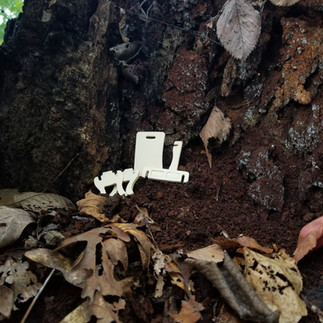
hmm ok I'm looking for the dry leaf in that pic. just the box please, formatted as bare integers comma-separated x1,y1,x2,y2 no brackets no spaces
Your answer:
114,223,155,268
187,244,224,263
293,216,323,263
200,106,231,167
170,297,204,323
243,247,307,323
236,236,273,254
0,189,74,211
76,190,108,222
269,0,300,6
216,0,261,60
103,238,128,270
0,206,34,248
0,258,41,319
187,251,279,322
0,285,14,318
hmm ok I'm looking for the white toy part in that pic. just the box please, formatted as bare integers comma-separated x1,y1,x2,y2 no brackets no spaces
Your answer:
135,132,189,183
134,131,165,177
94,168,140,196
94,131,189,196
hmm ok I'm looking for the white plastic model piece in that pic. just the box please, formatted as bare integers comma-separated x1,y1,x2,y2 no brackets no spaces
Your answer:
94,168,140,196
94,131,189,196
135,132,189,183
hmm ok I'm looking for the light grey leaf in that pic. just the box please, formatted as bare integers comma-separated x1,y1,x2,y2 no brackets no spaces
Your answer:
0,206,34,248
216,0,261,60
0,285,14,318
269,0,300,6
0,189,75,211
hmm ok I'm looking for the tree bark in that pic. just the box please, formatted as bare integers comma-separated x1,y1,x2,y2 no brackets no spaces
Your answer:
0,0,322,202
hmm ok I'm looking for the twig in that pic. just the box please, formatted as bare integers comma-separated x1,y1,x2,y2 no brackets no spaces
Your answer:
20,268,56,323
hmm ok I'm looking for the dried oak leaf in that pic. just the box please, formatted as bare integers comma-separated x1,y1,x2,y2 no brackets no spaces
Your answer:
76,190,108,222
293,216,323,263
0,258,41,316
243,247,307,323
269,0,300,6
216,0,261,60
0,206,34,248
200,106,231,167
170,297,204,323
0,189,74,211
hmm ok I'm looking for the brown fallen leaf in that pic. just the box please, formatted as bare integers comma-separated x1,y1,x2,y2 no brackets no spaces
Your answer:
293,216,323,263
76,190,108,222
236,236,273,254
243,247,307,323
213,235,273,253
170,297,204,323
187,243,224,263
199,106,231,167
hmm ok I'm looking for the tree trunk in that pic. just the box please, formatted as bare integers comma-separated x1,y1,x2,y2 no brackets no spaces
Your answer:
0,0,322,203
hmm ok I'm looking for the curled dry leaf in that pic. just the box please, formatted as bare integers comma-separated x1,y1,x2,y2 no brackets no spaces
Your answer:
243,247,307,323
0,206,34,248
236,236,273,254
0,189,74,211
216,0,261,60
76,190,108,222
199,106,231,167
293,216,323,263
269,0,300,6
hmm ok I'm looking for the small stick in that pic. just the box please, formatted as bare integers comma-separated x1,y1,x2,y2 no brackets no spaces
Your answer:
20,268,56,323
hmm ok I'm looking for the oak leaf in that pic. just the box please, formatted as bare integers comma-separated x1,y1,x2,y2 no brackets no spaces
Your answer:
200,106,231,167
293,216,323,263
217,0,261,60
0,258,41,319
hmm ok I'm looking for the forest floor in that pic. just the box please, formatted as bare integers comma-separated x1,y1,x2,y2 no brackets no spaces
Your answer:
2,136,323,323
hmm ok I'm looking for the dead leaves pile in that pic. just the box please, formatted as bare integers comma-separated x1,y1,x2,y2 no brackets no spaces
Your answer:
26,222,154,322
0,188,321,322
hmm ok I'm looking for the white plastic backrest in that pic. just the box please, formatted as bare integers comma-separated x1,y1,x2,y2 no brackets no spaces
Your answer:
134,132,165,175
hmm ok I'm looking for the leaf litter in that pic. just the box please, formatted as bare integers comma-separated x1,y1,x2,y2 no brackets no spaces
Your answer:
0,188,314,322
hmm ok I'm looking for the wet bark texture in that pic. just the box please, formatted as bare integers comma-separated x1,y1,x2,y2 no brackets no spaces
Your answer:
0,0,322,202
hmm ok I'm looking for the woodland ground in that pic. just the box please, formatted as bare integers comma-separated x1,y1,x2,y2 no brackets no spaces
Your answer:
2,138,322,323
